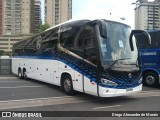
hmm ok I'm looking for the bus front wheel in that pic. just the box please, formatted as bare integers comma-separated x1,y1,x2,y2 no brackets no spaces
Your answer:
61,75,75,96
143,72,159,87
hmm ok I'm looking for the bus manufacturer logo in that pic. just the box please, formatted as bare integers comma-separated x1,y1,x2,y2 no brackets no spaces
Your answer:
36,36,42,50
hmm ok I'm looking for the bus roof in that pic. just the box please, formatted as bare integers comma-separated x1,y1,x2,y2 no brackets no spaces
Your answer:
45,14,130,32
13,16,130,47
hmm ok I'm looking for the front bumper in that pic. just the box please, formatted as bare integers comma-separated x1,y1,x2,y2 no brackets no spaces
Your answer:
98,84,142,97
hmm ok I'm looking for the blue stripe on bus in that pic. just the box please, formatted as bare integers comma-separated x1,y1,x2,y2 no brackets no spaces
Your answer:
12,51,141,89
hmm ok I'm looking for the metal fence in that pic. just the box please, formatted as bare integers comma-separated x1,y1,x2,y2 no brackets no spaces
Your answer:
0,58,12,75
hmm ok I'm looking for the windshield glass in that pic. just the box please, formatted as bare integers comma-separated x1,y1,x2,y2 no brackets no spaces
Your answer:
99,20,138,69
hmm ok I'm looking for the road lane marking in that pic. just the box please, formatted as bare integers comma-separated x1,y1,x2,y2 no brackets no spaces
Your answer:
141,90,160,92
0,86,43,89
0,96,93,110
129,90,160,98
0,77,17,80
0,96,72,103
93,105,122,110
0,81,28,83
0,87,159,110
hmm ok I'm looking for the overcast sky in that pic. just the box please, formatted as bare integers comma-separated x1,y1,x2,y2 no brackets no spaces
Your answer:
41,0,155,29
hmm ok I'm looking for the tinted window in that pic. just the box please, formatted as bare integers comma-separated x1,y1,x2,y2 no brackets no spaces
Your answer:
24,37,38,54
41,28,59,52
136,31,160,49
60,26,80,50
83,29,97,65
75,26,97,65
13,40,29,56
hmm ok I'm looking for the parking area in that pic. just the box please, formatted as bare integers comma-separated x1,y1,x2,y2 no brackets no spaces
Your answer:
0,76,160,119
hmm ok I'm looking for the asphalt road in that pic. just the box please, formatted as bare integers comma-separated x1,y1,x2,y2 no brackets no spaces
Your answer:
0,76,160,120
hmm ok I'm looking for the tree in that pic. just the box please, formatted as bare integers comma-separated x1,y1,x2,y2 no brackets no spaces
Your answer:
0,50,5,56
39,23,51,32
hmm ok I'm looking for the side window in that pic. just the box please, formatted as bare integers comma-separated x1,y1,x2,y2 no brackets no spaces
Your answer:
83,29,97,65
13,40,28,56
60,26,80,51
76,26,97,65
24,38,37,54
41,27,59,52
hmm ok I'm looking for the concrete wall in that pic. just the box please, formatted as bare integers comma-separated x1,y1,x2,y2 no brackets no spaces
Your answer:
0,58,12,75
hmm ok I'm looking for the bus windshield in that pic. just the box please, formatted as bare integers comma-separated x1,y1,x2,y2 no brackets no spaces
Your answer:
99,20,138,70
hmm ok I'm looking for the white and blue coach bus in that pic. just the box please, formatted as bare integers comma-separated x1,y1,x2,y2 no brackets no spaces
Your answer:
12,18,151,97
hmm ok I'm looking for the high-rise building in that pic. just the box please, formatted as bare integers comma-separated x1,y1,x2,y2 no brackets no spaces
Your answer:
134,0,160,30
0,0,3,36
34,0,41,33
45,0,72,26
0,0,34,36
21,0,34,35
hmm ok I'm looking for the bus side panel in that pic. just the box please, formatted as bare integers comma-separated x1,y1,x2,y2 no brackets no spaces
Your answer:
52,60,59,86
12,58,19,75
33,59,54,83
58,61,75,89
140,49,159,71
74,71,83,92
22,59,34,78
84,76,98,96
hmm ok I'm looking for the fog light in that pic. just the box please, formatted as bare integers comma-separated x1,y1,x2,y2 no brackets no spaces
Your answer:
106,89,109,93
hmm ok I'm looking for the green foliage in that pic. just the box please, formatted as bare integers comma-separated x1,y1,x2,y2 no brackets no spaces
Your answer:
0,50,5,56
0,50,11,56
5,52,12,56
39,23,51,32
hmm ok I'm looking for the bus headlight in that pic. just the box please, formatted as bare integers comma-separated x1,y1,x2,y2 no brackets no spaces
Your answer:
101,78,118,87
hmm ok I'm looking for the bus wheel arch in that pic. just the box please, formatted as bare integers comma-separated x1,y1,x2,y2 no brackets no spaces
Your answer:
60,73,75,96
142,70,159,87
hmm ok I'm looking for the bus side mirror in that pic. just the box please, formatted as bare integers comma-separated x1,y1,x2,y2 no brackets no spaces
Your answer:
89,20,107,38
99,20,107,38
129,30,151,51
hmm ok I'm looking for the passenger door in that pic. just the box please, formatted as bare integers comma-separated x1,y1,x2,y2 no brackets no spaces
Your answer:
76,25,98,96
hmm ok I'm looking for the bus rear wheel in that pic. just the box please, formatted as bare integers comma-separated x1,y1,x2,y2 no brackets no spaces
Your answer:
143,72,159,87
62,75,75,96
23,70,28,80
18,69,23,79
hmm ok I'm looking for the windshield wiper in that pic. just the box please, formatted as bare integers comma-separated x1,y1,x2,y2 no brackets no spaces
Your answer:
108,58,130,70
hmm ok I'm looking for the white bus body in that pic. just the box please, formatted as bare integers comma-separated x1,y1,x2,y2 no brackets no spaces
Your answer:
12,19,150,97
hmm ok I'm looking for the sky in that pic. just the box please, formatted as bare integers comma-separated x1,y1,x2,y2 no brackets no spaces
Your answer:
41,0,155,29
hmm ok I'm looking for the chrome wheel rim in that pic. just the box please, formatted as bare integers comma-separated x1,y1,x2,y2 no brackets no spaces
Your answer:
64,79,71,92
146,75,155,85
18,71,21,78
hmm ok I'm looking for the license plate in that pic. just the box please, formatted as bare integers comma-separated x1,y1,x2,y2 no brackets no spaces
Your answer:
126,88,133,92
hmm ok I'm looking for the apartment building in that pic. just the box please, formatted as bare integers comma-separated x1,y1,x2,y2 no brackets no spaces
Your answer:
0,0,34,36
0,0,3,36
34,0,41,33
45,0,72,26
21,0,34,35
134,0,160,30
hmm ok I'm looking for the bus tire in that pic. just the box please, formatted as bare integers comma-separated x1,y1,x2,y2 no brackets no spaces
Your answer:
23,70,28,80
61,75,75,96
143,72,159,87
18,69,23,79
